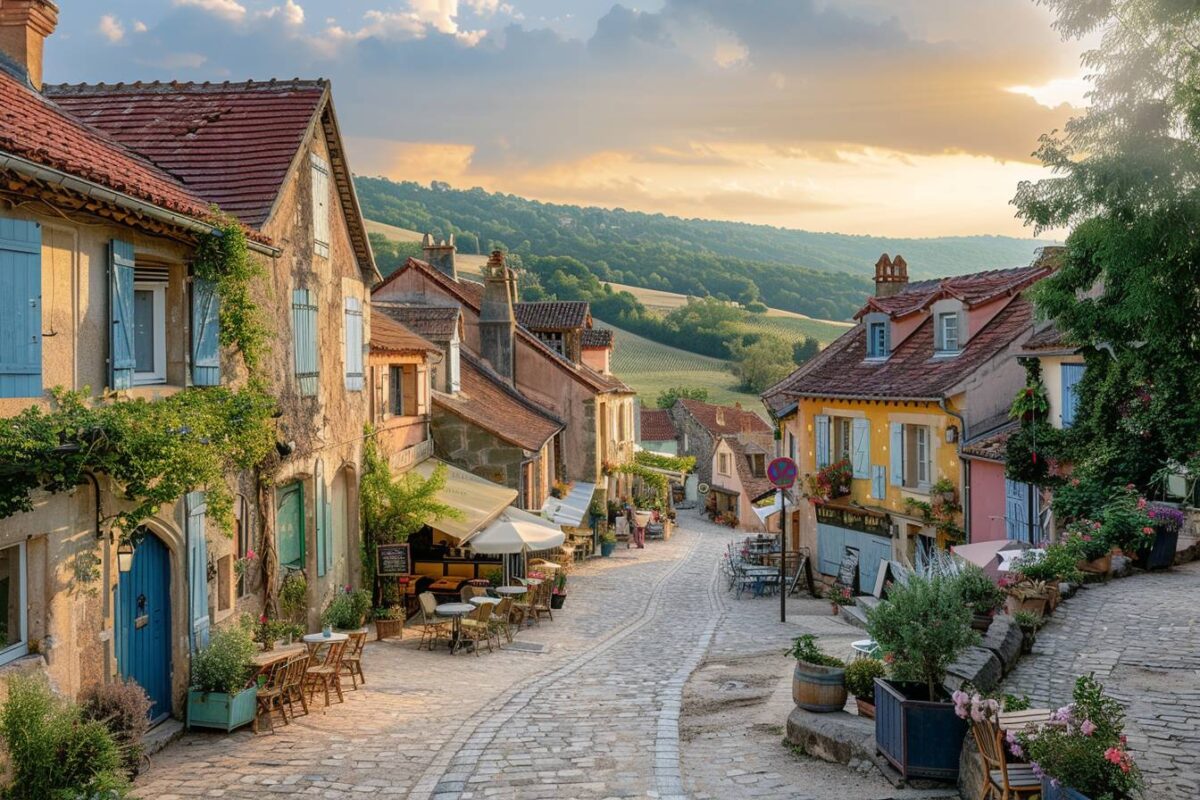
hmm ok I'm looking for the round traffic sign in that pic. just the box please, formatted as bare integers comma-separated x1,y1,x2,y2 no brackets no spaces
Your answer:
767,457,798,489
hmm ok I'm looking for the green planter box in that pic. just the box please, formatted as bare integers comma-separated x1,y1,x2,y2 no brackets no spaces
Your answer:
186,686,258,733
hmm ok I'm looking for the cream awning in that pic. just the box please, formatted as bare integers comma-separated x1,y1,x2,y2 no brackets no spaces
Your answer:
469,507,566,555
540,481,596,528
414,459,518,542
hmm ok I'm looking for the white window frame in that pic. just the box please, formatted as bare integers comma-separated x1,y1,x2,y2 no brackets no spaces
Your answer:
132,281,167,386
718,452,730,476
937,312,960,354
0,541,28,667
916,426,930,486
835,417,852,462
449,337,461,393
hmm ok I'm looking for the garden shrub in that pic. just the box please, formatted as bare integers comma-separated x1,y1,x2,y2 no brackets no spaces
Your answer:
844,659,886,701
321,587,372,630
78,680,151,777
952,563,1005,615
786,634,843,668
191,625,256,695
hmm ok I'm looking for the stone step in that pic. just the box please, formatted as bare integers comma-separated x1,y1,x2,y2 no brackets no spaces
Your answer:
838,595,878,631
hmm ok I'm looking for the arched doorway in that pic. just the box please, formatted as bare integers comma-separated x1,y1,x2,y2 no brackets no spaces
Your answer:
116,530,173,723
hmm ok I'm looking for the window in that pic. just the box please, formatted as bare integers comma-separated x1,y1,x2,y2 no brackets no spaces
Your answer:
276,482,305,571
344,297,364,391
937,312,960,353
537,331,564,354
311,155,330,259
448,339,461,393
1061,363,1085,427
787,432,796,463
893,423,932,489
133,281,166,384
235,496,250,598
868,321,888,358
390,364,418,416
292,288,319,397
718,452,730,475
0,542,27,666
834,417,853,462
750,454,766,477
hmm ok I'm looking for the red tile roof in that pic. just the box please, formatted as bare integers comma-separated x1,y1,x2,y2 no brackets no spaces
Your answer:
373,303,461,340
855,266,1048,320
433,351,564,451
722,436,775,502
515,301,591,331
962,421,1018,461
0,70,214,223
640,409,677,442
369,311,439,355
582,328,613,348
1021,322,1075,353
44,79,326,228
677,398,772,438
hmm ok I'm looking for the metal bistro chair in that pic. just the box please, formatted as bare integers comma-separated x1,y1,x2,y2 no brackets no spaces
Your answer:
340,630,368,690
417,592,449,651
971,716,1041,800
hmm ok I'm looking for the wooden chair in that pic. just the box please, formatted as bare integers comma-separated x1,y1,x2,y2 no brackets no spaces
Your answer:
489,597,514,646
460,585,488,602
306,639,348,707
417,592,449,651
281,651,310,720
972,717,1041,800
512,581,537,627
340,630,367,690
253,659,289,733
531,580,554,622
458,603,493,657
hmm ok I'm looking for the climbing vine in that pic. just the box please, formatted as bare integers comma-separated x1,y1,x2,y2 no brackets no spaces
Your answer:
633,451,696,474
193,211,270,374
1004,360,1066,487
613,463,670,499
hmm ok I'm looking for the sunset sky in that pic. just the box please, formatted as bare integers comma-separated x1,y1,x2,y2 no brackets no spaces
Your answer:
47,1,1091,238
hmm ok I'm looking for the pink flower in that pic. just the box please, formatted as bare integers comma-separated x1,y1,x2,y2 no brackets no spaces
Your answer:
1142,526,1154,535
1081,719,1097,736
1137,497,1147,509
259,614,268,623
245,549,257,560
1082,534,1092,542
1070,478,1080,487
1104,747,1124,765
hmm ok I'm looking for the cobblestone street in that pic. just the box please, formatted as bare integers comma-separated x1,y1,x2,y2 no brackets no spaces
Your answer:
1002,561,1200,799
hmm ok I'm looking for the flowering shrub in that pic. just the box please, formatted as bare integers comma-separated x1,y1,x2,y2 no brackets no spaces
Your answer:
952,689,1000,724
1146,502,1185,534
953,563,1005,615
804,459,852,502
1016,674,1142,799
1063,521,1111,561
828,586,856,607
1098,484,1154,555
233,548,257,580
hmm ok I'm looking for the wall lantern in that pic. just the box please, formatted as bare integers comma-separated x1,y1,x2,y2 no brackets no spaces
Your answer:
945,425,959,444
117,540,135,573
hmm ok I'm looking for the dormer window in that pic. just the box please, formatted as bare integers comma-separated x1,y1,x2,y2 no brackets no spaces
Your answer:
864,312,890,359
937,312,960,354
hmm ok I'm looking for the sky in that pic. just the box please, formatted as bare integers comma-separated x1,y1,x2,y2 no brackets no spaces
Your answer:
45,1,1093,238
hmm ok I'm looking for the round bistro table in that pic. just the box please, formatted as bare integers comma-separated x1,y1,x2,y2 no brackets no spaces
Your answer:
435,602,475,654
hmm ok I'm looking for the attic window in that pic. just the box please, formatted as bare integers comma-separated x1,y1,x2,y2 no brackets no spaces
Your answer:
937,312,961,354
868,321,889,358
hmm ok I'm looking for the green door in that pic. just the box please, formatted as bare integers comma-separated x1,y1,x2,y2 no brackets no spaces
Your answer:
276,483,305,570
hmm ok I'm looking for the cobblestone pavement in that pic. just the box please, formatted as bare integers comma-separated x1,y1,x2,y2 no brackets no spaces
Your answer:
1002,561,1200,799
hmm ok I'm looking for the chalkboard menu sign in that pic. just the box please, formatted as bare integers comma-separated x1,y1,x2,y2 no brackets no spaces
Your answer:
836,546,860,593
377,543,412,577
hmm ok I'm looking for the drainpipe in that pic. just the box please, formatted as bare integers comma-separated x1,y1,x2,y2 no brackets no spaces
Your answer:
938,398,970,543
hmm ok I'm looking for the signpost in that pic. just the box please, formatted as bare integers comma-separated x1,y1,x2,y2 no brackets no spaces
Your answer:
767,457,798,623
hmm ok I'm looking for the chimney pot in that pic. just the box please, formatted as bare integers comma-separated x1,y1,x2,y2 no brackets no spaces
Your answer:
422,231,458,281
479,250,515,381
0,0,58,90
874,252,909,298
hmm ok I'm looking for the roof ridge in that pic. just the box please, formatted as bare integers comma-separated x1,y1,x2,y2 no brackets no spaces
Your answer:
459,349,565,427
44,78,328,95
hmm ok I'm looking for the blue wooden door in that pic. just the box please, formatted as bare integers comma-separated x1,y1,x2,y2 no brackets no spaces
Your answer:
117,532,173,723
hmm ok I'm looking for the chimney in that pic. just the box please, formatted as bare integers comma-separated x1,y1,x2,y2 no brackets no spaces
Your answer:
479,250,515,381
422,232,457,281
874,253,908,298
0,0,57,90
716,407,726,427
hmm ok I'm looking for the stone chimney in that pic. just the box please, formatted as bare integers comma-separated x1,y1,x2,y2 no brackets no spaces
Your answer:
0,0,57,90
421,232,457,281
874,253,908,298
479,250,515,381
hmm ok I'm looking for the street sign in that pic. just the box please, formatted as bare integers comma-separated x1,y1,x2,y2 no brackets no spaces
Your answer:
767,457,798,489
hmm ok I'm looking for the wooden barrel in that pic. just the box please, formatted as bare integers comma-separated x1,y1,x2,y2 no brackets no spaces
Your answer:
792,660,847,712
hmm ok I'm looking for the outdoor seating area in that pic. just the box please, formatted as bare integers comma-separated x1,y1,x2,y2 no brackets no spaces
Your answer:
722,537,785,598
248,628,373,733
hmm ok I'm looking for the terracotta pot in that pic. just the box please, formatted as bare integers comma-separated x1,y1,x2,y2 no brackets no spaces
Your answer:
1076,553,1112,575
855,697,876,719
1045,583,1061,611
1005,594,1047,618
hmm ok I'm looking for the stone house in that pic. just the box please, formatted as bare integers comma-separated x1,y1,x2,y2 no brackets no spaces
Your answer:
710,436,777,532
514,300,591,362
669,398,772,488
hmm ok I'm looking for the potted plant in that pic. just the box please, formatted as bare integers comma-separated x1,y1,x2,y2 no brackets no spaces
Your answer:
550,572,567,609
828,586,854,615
787,634,847,713
1015,675,1143,800
1003,575,1050,618
187,625,258,733
600,530,617,557
804,458,853,502
374,605,406,641
322,586,372,632
953,563,1004,631
1066,523,1113,576
866,573,978,780
844,658,885,719
1137,502,1184,570
244,613,290,651
1012,610,1041,654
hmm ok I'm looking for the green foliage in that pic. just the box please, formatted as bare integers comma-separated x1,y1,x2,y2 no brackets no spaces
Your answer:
1098,484,1155,555
844,658,886,700
277,571,308,622
1005,362,1066,487
792,335,820,365
190,625,256,695
727,336,793,393
634,451,696,474
77,680,151,778
0,675,130,799
612,463,669,501
745,301,768,313
193,213,270,374
1012,541,1082,584
367,233,424,277
786,634,844,668
321,587,373,630
953,564,1004,616
866,574,978,699
656,386,709,408
1012,611,1043,632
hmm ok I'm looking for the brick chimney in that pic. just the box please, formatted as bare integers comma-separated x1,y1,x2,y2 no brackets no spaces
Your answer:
0,0,57,90
421,232,457,281
479,250,515,381
874,253,908,298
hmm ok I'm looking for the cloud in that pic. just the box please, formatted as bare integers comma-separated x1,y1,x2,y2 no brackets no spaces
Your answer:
172,0,248,23
259,0,304,27
98,14,124,43
133,20,148,33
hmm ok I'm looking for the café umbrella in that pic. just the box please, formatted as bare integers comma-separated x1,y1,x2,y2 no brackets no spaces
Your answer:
468,507,566,555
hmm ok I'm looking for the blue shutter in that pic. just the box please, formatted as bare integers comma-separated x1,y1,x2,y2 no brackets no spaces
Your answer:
889,423,904,486
192,277,221,386
186,492,210,651
0,217,42,398
1061,364,1085,427
344,297,364,391
109,240,136,390
883,322,891,357
1005,478,1028,543
292,288,318,396
871,465,886,500
315,463,327,578
851,418,870,478
814,415,831,468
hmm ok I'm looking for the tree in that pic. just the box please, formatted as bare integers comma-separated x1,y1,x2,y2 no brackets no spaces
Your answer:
728,336,793,393
655,387,709,409
792,335,820,365
1013,0,1200,488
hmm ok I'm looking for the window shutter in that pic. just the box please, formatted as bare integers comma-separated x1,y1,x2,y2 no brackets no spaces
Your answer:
192,277,221,386
889,423,903,486
851,418,870,478
814,415,831,468
292,288,319,396
109,240,136,390
315,463,327,577
322,491,333,575
186,492,210,651
0,217,42,398
402,364,417,415
312,156,331,259
417,364,429,415
1005,478,1027,542
871,465,886,499
1061,364,1085,427
344,297,364,391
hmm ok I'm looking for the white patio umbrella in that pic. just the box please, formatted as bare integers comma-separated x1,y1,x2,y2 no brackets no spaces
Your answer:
469,507,565,555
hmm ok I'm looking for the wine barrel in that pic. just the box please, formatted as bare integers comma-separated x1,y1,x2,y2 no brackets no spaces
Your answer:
792,660,847,713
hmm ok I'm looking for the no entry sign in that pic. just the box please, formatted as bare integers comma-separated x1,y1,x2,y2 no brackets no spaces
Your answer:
767,457,798,489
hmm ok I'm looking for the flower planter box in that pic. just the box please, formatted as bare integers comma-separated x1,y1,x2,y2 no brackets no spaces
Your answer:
550,593,566,610
873,679,968,781
600,541,616,557
792,660,847,713
1134,526,1178,571
855,697,876,719
970,613,994,633
186,686,258,733
375,618,405,641
1076,552,1112,576
1005,594,1047,617
1041,776,1092,800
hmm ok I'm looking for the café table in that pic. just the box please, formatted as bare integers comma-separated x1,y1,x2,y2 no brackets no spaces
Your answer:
850,639,880,660
495,585,527,597
743,566,779,596
998,708,1055,733
302,631,349,659
250,642,307,674
469,596,500,607
435,602,475,654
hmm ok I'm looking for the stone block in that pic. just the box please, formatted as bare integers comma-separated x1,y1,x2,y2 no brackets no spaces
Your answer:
979,614,1023,675
944,646,1002,694
957,733,986,800
784,707,875,765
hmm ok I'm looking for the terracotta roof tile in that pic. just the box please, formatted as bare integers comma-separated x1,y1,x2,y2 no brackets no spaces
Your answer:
433,351,563,451
855,266,1048,320
677,398,772,438
962,421,1019,461
515,301,590,331
640,409,677,441
373,303,460,340
1022,322,1075,353
723,436,774,502
582,328,613,348
369,311,439,355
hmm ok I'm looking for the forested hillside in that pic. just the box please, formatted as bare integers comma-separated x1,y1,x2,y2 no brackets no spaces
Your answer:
354,177,1052,321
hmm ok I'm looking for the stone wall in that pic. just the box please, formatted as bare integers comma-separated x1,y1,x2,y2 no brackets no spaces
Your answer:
670,405,716,486
432,410,527,491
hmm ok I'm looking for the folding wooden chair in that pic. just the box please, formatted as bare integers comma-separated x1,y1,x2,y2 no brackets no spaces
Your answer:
253,659,289,733
340,630,368,689
306,639,348,706
971,717,1041,800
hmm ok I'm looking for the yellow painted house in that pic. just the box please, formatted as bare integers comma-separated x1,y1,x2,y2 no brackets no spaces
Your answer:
762,254,1052,592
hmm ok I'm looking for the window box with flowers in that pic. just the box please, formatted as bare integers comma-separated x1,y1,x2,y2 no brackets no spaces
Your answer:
805,459,852,503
